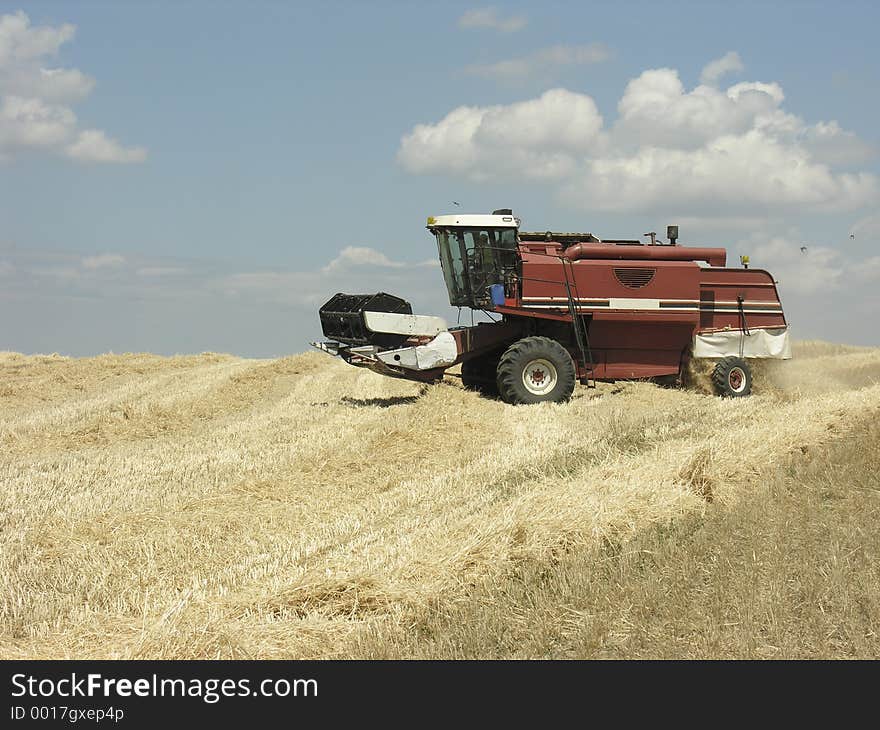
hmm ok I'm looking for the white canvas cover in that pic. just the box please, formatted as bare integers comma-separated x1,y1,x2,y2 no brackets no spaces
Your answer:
363,311,448,337
376,331,458,370
693,326,792,359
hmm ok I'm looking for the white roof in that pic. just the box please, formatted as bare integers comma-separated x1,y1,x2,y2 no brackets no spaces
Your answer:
427,213,520,229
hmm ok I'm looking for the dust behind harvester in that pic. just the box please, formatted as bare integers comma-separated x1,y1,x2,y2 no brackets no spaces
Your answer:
313,210,790,404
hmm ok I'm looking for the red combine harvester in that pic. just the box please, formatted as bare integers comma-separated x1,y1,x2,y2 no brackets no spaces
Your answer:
313,210,791,404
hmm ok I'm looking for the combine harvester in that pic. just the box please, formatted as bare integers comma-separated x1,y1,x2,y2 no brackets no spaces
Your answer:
313,210,791,404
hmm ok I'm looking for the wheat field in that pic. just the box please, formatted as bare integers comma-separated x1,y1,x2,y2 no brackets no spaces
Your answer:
1,341,879,659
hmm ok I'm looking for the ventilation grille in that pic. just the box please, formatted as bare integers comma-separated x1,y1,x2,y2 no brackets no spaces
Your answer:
614,268,656,289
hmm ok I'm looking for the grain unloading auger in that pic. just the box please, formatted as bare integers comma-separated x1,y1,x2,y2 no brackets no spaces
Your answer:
312,210,791,404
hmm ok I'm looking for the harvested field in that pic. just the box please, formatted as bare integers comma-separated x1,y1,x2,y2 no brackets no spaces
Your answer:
1,341,879,659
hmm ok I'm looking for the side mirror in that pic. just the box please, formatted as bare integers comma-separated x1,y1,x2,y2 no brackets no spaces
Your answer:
667,225,679,245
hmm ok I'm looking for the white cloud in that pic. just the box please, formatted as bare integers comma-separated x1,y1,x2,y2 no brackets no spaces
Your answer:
1,65,95,103
67,129,147,163
322,246,436,273
82,253,125,270
566,131,877,214
670,215,771,233
0,10,145,164
699,51,744,86
323,246,407,272
0,247,453,343
614,69,785,149
852,213,880,239
853,256,880,283
741,234,844,294
458,7,526,33
214,247,445,310
465,43,609,82
398,88,604,181
736,231,880,295
8,245,441,310
399,57,879,215
0,11,74,63
802,120,875,167
136,266,186,277
0,95,74,153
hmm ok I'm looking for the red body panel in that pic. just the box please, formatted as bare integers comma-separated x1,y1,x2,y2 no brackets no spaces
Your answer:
697,268,787,332
499,241,786,380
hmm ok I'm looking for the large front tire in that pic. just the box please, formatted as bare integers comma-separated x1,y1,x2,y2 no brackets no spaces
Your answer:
496,336,576,404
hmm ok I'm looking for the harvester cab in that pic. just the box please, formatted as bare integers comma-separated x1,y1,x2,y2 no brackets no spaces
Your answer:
312,210,791,403
427,209,522,310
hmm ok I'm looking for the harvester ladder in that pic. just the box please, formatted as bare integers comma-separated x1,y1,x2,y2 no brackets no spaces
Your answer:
560,257,595,388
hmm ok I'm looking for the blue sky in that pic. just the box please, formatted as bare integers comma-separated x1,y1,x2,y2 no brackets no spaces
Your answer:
1,1,878,355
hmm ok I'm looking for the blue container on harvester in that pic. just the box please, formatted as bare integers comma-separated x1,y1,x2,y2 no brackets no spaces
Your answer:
489,284,505,306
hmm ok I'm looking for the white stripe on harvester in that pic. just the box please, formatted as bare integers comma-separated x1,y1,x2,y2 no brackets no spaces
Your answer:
520,304,780,314
609,298,660,310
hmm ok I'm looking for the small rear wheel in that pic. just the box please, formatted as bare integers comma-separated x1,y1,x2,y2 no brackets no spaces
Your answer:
712,356,752,397
496,336,576,404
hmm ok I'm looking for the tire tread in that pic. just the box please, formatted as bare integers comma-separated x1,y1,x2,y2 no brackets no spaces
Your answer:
711,355,752,397
496,336,576,404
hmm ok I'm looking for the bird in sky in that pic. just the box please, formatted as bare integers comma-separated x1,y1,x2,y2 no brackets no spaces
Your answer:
800,246,808,253
850,233,855,239
452,201,460,206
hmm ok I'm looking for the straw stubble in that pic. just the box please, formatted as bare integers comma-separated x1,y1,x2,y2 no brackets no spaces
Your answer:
1,341,878,658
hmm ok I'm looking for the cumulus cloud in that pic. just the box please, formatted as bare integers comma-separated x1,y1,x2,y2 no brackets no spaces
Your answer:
802,120,875,167
458,7,526,33
398,57,879,215
566,131,877,214
398,88,604,181
1,66,94,103
0,95,74,152
0,11,74,63
322,246,437,274
699,51,744,86
612,71,871,166
0,10,145,163
734,231,880,298
465,44,609,82
614,69,785,149
67,129,147,163
741,234,845,294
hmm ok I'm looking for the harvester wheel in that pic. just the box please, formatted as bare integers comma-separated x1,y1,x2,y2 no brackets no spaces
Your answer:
461,351,501,396
712,356,752,397
496,337,576,404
